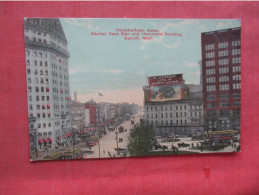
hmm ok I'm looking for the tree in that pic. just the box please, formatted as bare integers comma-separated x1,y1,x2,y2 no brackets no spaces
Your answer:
128,124,156,156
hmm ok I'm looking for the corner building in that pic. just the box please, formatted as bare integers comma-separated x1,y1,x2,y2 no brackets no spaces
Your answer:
201,27,241,131
144,84,204,136
25,18,72,149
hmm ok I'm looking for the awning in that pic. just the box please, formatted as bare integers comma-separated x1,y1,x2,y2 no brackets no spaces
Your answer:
86,128,91,131
43,138,49,143
48,137,53,142
57,136,61,140
67,132,72,137
64,134,67,138
38,139,44,144
92,127,98,130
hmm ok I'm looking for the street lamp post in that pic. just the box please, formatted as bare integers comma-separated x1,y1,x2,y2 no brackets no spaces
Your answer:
116,127,119,155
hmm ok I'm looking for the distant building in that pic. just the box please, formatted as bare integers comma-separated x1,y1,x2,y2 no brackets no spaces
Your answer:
71,100,86,132
85,99,97,126
74,91,77,102
201,27,241,131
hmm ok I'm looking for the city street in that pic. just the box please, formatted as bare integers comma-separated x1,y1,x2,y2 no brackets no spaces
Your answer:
84,113,143,159
32,112,143,160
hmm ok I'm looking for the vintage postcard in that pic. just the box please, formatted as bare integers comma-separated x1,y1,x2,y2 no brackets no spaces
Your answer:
24,18,241,161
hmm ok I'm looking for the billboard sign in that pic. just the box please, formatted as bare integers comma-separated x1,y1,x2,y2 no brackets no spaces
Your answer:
148,74,183,102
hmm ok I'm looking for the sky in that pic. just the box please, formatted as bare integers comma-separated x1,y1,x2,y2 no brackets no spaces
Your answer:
60,19,241,106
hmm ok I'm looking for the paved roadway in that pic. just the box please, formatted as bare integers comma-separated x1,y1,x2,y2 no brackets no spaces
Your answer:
81,112,143,159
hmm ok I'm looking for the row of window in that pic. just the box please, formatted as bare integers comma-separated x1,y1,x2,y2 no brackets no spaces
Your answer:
207,101,240,108
26,50,48,58
207,109,240,117
148,111,202,118
205,41,240,51
29,103,70,110
205,57,241,67
148,119,188,126
206,66,241,75
27,69,48,76
206,83,241,91
146,104,202,112
205,49,240,59
206,92,240,101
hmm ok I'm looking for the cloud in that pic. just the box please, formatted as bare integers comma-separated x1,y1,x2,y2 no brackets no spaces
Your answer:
144,54,149,58
100,69,122,74
137,71,144,75
63,18,100,30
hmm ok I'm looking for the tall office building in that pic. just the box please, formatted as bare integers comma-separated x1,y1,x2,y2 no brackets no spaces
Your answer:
201,27,241,131
25,18,72,149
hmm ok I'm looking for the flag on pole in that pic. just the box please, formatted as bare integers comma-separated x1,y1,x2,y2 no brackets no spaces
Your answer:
99,92,103,96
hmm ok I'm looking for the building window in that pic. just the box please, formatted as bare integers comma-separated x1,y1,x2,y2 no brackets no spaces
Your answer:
232,49,241,55
206,60,215,67
219,84,229,91
207,94,216,101
232,66,241,72
232,40,240,47
233,92,241,99
220,102,229,108
233,110,240,116
233,101,241,107
218,50,229,57
207,102,216,108
205,44,215,50
219,58,229,65
233,75,241,81
28,86,32,92
219,76,229,82
219,67,229,74
232,57,241,64
206,77,215,83
220,110,230,117
206,85,216,92
27,69,31,74
220,94,229,100
233,83,241,90
206,69,215,75
206,52,215,59
218,42,228,49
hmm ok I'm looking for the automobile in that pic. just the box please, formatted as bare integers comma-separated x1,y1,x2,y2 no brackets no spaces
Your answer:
154,143,162,150
162,145,168,150
178,142,190,148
